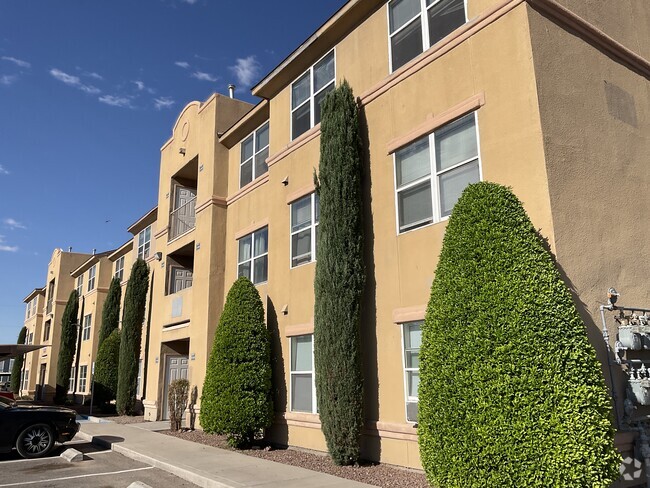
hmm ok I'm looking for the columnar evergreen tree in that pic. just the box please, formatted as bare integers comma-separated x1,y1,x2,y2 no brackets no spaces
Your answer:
419,182,620,487
313,80,365,465
10,327,27,395
116,259,149,415
200,277,273,448
54,290,79,404
93,329,121,410
98,277,122,347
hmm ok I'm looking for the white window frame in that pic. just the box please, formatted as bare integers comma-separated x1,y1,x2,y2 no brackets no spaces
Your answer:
393,111,482,234
76,275,83,297
25,302,31,319
21,369,29,392
28,332,33,345
290,49,336,141
78,365,87,393
87,264,96,292
43,320,51,342
69,367,75,392
115,256,125,281
290,193,319,269
400,321,422,424
136,360,143,398
387,0,468,73
82,314,92,341
137,225,152,260
289,334,317,414
237,227,269,285
239,121,270,188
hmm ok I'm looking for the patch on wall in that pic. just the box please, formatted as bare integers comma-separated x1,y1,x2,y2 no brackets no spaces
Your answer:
604,81,638,127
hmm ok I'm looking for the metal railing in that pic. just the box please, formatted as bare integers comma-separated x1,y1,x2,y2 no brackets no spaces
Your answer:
169,197,197,241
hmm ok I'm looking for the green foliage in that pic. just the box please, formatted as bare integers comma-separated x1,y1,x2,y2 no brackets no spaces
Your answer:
169,378,190,431
10,327,27,394
418,182,620,487
116,259,149,415
313,80,365,465
55,290,79,404
200,277,273,448
98,277,122,348
94,329,121,410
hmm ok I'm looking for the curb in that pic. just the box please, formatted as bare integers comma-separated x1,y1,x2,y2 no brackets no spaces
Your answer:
76,431,235,488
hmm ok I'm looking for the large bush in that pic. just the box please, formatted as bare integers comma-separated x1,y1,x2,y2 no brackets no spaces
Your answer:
10,327,27,394
419,182,620,487
93,329,121,410
55,290,79,404
200,277,273,448
98,277,121,347
116,259,149,415
313,80,365,465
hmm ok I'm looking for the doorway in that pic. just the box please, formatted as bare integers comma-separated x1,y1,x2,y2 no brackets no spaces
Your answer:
162,355,188,420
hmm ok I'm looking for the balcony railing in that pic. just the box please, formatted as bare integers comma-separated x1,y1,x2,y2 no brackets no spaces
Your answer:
169,197,197,241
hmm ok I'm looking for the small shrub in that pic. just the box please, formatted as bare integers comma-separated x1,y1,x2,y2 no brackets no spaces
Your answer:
94,329,121,409
169,379,190,431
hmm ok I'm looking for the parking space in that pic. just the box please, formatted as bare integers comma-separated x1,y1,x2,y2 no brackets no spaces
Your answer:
0,441,196,487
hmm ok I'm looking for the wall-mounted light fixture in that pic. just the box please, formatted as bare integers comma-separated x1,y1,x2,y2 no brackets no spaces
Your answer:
155,252,163,261
179,148,186,156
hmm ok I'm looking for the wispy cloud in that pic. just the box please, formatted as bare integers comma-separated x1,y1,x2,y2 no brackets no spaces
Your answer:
50,68,101,94
3,218,26,230
84,71,103,80
191,71,217,82
1,56,30,68
0,236,18,253
133,80,155,94
0,165,9,175
98,95,133,108
0,75,18,86
175,61,190,69
229,55,261,87
182,0,198,4
154,96,175,110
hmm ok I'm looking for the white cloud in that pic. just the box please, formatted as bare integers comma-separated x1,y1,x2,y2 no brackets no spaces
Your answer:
182,0,198,4
3,218,26,230
0,165,9,175
133,80,155,94
154,96,175,110
49,68,101,94
175,61,190,69
1,56,30,68
0,75,18,86
191,71,217,82
98,95,133,108
0,235,18,252
228,55,261,87
85,71,103,80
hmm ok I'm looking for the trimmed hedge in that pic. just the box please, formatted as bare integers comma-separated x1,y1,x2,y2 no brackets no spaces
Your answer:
313,80,365,465
419,182,620,487
200,276,273,448
10,327,27,394
55,290,79,404
94,329,121,410
98,277,122,347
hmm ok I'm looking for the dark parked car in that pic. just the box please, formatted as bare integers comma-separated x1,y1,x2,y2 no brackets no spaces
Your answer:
0,396,79,458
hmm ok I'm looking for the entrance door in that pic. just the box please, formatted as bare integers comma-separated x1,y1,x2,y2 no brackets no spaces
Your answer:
162,355,188,420
38,364,46,401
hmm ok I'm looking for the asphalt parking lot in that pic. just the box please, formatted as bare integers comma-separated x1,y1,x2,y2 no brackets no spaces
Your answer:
0,440,196,488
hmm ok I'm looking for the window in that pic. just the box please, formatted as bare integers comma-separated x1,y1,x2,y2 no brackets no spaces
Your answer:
46,280,55,314
78,365,87,393
402,321,422,422
290,335,316,413
76,275,83,297
28,332,33,345
388,0,466,71
26,301,31,319
290,193,319,267
21,370,29,392
138,225,152,260
240,122,270,187
394,112,480,233
82,314,92,341
69,367,75,392
87,265,96,292
291,50,335,140
238,227,268,285
114,256,125,281
136,360,143,398
43,321,51,342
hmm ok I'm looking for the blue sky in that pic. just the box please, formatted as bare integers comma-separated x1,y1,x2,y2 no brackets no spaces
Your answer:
0,0,346,343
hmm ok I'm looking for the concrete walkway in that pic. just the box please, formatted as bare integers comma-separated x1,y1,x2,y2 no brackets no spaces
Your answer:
78,421,373,488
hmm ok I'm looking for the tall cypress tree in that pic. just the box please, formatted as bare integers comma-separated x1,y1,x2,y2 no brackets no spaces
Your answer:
98,277,122,347
116,259,149,415
314,80,365,465
55,290,79,404
10,327,27,395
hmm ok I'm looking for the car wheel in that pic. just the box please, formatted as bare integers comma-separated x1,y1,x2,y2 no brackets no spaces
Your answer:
15,424,55,458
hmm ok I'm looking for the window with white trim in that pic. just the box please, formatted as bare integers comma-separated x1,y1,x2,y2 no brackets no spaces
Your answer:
25,301,31,319
28,332,33,345
87,264,96,292
240,122,269,188
78,365,87,393
388,0,466,72
82,314,92,341
76,275,83,297
290,193,319,268
69,367,75,392
43,320,51,342
137,225,152,260
290,334,316,413
291,50,335,140
115,256,125,281
237,227,268,285
21,369,29,392
394,112,480,233
136,360,143,398
401,320,422,423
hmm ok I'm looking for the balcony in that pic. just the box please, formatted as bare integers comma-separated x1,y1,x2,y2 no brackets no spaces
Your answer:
169,196,197,241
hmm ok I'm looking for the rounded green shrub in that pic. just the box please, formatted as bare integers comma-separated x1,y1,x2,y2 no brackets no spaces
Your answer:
94,329,121,410
200,276,273,448
419,182,620,488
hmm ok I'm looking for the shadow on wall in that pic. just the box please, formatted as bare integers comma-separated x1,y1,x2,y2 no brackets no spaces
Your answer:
266,297,288,445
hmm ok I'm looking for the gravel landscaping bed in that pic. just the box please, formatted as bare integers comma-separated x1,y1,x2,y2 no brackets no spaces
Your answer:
104,415,145,424
163,429,429,488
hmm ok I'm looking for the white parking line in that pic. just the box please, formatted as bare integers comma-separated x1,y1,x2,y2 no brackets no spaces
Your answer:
0,466,154,486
